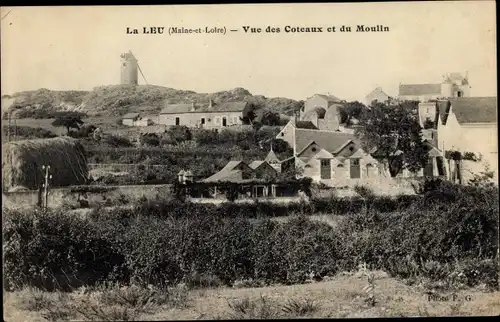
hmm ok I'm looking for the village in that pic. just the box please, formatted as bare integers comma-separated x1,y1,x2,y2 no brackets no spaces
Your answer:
2,3,499,320
2,51,498,206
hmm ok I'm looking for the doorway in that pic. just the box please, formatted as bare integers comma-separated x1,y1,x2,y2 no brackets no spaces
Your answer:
350,158,361,179
222,117,227,127
320,159,331,179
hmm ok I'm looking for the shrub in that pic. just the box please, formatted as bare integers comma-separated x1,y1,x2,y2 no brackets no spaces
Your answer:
103,134,133,147
4,182,497,291
139,133,160,147
3,125,57,139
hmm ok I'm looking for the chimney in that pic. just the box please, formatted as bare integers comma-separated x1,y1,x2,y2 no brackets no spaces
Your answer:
191,102,195,112
208,99,213,109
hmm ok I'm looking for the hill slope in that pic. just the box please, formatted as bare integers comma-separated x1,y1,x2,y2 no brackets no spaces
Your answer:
6,85,303,117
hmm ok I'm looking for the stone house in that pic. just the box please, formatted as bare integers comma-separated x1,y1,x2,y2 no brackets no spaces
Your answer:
159,99,248,129
365,87,390,106
299,94,344,131
276,121,383,185
398,72,471,102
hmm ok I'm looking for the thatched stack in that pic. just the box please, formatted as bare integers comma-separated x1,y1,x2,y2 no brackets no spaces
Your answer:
2,137,89,191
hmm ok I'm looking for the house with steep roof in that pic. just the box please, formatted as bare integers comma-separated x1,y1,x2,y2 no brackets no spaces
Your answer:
159,99,248,129
196,153,302,199
398,72,471,102
300,93,344,131
435,97,498,182
365,87,390,106
276,121,385,185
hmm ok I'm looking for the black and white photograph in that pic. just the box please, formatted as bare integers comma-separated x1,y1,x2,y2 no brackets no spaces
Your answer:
1,2,498,320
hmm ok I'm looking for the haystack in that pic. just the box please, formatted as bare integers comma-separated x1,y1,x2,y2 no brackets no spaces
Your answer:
2,136,89,191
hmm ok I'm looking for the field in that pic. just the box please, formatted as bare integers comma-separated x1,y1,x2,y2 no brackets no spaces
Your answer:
3,271,499,321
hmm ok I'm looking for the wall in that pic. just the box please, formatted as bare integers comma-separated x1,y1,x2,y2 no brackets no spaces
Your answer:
418,102,437,127
304,95,328,114
276,122,296,153
122,119,135,126
322,104,341,131
121,57,138,85
2,184,173,210
159,111,242,128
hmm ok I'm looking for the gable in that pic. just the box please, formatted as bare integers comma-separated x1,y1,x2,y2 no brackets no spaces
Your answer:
297,141,322,158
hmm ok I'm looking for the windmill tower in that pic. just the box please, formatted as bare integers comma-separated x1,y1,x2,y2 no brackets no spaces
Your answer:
120,50,149,86
120,51,138,85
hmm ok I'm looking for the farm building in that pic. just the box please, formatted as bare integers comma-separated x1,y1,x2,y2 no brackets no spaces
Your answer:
159,99,248,129
122,113,140,126
2,137,90,191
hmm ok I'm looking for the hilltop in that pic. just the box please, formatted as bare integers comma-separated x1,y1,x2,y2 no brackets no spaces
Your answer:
4,85,303,118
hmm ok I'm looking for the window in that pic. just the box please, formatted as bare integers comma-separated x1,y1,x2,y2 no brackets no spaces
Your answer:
321,160,329,167
175,117,180,125
351,159,360,166
281,132,285,137
222,117,227,127
311,147,317,152
349,146,354,151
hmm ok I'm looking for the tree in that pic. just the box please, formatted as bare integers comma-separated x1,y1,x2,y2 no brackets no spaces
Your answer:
355,100,429,177
51,114,84,135
261,110,280,126
140,133,160,147
423,118,435,129
240,103,258,125
338,101,367,125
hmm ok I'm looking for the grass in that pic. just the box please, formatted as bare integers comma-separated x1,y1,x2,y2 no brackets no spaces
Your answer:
4,271,499,321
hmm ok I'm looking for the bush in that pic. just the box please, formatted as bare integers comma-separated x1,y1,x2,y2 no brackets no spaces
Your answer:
139,133,160,147
4,182,497,291
103,134,133,147
3,125,57,139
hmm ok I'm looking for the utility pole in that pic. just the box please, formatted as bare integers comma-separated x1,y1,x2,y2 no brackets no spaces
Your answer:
41,165,52,210
7,111,11,143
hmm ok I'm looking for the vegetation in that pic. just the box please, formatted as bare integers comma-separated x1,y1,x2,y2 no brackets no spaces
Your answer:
4,181,497,293
51,112,85,135
2,125,57,140
8,85,300,117
355,100,429,177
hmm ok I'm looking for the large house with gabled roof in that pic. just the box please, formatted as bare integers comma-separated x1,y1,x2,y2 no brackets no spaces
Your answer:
435,97,498,182
159,99,248,129
276,119,383,185
398,72,471,102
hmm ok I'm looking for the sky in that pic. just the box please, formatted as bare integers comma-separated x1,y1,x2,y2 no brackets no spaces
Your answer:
1,2,497,102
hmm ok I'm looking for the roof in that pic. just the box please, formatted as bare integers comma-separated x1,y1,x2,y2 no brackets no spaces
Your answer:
447,72,469,85
449,97,497,124
123,112,140,119
202,161,248,183
264,149,280,163
399,84,442,96
249,161,266,169
366,87,389,98
295,129,358,155
314,94,342,103
295,121,319,130
160,101,247,114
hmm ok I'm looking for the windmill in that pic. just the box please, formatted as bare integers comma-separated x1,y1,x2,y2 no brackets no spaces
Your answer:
120,50,148,85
